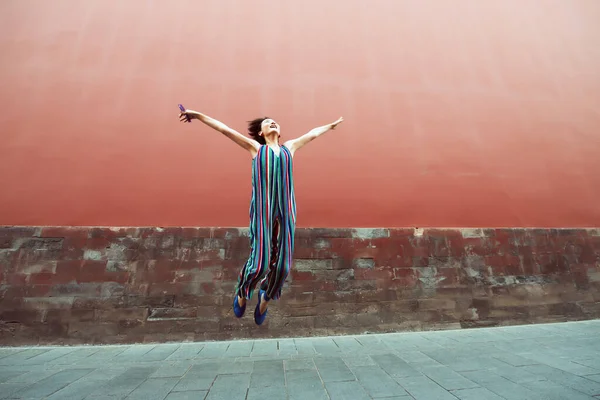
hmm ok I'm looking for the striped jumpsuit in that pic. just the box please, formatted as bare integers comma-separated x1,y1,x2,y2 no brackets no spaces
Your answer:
236,144,296,301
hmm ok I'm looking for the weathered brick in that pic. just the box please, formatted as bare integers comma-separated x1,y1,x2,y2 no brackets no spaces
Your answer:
0,227,37,241
0,235,12,249
96,307,148,322
290,270,315,282
462,237,495,256
148,283,184,297
328,238,376,259
535,254,564,275
352,258,375,269
408,236,430,258
14,238,63,270
294,259,333,271
46,308,95,323
418,298,457,310
4,284,52,298
312,290,356,303
460,228,485,238
28,272,55,285
351,228,389,239
68,321,120,341
471,298,491,319
354,267,393,280
0,310,44,324
60,236,87,260
40,227,77,239
78,260,108,282
23,296,74,311
387,228,414,237
50,282,103,297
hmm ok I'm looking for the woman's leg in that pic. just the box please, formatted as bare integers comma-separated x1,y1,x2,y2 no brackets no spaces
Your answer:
236,212,272,304
258,218,281,313
260,215,294,306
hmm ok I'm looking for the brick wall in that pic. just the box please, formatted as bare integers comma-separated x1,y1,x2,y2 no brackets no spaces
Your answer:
1,226,599,345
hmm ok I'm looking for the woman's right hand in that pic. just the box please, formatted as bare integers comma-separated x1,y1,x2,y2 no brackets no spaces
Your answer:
179,109,197,123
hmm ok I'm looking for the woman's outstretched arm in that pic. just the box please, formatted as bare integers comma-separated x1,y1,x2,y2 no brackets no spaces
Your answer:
284,117,344,156
180,109,260,156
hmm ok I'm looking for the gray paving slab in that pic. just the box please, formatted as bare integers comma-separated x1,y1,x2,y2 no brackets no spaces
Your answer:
460,370,546,400
286,369,328,400
46,377,104,400
205,373,250,400
165,392,208,400
0,348,50,365
325,380,371,400
198,342,229,359
520,364,600,396
277,339,297,356
113,345,155,360
313,356,355,382
587,374,600,383
0,370,26,383
250,360,285,387
0,383,34,400
420,366,480,390
49,347,101,365
342,355,376,367
21,347,78,364
293,338,316,355
1,320,600,400
82,367,128,381
3,368,60,384
166,343,204,360
171,362,219,392
485,358,547,384
0,348,25,359
397,350,442,365
451,387,505,400
332,337,363,353
442,356,498,372
224,341,253,357
139,344,180,362
251,339,278,356
285,358,315,370
246,385,287,400
395,375,459,400
123,377,179,400
371,353,422,377
218,359,254,374
150,362,192,378
492,352,539,367
90,366,157,398
351,365,409,397
355,335,392,353
11,368,93,399
311,338,342,356
521,379,598,400
84,347,128,362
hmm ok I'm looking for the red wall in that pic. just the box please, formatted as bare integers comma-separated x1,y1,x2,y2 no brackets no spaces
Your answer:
1,0,599,228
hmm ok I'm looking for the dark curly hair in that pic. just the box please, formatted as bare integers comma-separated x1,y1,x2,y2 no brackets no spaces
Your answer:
248,117,278,145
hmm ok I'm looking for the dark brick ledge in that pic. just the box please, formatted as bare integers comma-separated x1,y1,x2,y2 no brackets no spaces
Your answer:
1,226,599,345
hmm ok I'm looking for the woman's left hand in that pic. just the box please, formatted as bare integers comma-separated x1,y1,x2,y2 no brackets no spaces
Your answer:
330,117,344,130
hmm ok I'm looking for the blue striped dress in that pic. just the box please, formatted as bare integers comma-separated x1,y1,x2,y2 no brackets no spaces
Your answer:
236,144,297,300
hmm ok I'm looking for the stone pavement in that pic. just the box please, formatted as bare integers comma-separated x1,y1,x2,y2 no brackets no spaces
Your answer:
1,321,600,400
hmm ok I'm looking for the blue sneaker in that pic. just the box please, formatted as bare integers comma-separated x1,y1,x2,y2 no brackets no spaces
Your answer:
254,290,269,325
233,295,246,318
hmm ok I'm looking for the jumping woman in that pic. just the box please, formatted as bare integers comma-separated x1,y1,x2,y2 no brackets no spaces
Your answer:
178,108,344,325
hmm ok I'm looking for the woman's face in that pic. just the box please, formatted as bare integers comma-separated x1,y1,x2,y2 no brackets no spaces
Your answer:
261,119,280,136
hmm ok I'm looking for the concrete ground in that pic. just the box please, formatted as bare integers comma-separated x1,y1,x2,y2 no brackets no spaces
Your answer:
1,321,600,400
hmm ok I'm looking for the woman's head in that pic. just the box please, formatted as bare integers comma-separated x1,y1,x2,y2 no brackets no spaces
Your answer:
248,117,280,144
